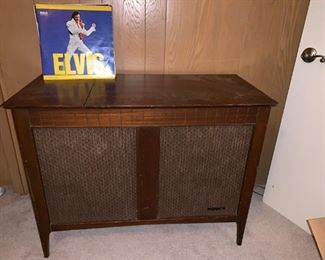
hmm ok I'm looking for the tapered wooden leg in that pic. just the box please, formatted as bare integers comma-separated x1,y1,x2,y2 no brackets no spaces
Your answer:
236,220,246,245
236,108,271,246
12,110,52,258
39,231,50,258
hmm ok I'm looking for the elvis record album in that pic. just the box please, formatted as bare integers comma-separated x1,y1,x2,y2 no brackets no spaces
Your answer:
35,4,115,80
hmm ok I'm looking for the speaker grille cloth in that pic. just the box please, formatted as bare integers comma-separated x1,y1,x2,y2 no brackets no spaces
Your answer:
159,126,253,218
33,128,137,224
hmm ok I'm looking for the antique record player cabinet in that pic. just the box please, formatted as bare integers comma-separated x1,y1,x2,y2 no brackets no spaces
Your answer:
4,74,276,257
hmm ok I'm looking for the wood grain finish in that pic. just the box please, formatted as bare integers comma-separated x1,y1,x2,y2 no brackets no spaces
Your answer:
0,0,308,190
0,79,27,192
0,0,42,190
0,108,24,190
308,217,325,259
12,109,51,257
87,74,276,108
136,127,160,220
4,74,276,109
0,115,11,185
3,76,93,108
0,0,41,100
4,110,29,193
145,0,166,73
28,107,258,127
33,0,79,4
7,75,275,257
165,0,243,73
236,107,271,245
0,83,10,185
238,0,310,183
112,0,146,73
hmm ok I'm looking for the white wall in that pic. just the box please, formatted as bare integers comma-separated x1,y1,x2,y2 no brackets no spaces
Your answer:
263,0,325,233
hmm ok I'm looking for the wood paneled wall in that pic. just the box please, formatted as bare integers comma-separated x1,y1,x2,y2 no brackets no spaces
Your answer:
0,0,309,191
0,86,11,186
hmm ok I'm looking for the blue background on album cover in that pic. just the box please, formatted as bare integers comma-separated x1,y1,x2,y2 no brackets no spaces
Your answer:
35,8,115,75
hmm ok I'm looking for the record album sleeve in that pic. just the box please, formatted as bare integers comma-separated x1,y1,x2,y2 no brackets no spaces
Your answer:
35,4,115,80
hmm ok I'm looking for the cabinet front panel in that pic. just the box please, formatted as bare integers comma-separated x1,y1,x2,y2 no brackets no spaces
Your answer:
159,126,253,218
33,127,137,224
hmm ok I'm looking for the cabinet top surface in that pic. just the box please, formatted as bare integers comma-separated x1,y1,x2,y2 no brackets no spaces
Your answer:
3,74,277,109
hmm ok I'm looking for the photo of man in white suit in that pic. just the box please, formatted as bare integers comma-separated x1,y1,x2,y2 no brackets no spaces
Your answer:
66,11,96,55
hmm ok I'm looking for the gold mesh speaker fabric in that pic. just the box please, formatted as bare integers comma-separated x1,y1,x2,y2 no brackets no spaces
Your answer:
159,126,253,218
33,127,137,224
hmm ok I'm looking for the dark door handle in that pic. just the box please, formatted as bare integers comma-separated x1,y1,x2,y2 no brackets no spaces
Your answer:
301,48,325,63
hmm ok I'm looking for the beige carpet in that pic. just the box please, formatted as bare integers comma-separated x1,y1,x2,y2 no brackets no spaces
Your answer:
0,189,320,260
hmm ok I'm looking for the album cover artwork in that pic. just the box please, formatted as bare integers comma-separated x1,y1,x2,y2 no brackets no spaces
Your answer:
35,4,115,80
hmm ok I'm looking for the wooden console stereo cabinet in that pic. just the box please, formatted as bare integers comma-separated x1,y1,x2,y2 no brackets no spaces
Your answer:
4,74,276,257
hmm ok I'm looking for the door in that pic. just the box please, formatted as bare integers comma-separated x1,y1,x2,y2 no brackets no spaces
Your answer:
263,0,325,232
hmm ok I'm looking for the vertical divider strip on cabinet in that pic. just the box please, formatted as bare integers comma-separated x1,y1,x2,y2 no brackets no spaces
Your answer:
136,127,160,220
